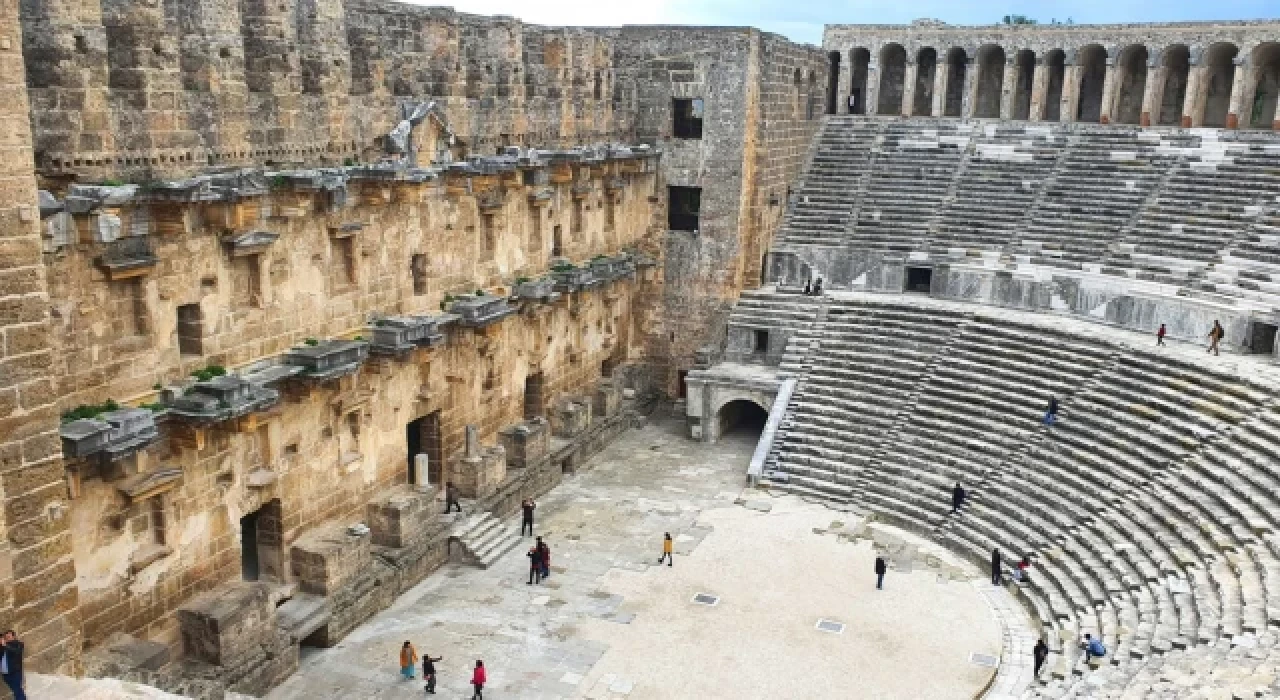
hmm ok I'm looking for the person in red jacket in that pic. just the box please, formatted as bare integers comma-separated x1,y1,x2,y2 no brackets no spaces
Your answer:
1156,323,1167,346
471,660,487,699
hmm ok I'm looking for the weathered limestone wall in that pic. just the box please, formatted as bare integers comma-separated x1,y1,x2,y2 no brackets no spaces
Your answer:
0,0,83,674
615,27,826,393
825,19,1280,129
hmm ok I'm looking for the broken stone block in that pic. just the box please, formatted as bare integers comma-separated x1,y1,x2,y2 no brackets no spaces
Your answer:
593,381,621,420
176,582,296,692
447,444,507,499
291,524,372,595
553,397,592,438
499,417,550,468
364,487,437,548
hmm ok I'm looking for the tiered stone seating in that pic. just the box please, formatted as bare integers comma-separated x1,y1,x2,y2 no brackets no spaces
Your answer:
927,125,1064,256
721,287,825,363
776,117,882,247
847,122,965,252
1110,144,1280,283
1017,130,1182,269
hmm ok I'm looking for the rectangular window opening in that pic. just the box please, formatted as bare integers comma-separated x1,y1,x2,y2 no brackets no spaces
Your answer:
411,254,428,295
753,329,769,354
177,303,203,355
668,186,701,232
673,98,704,139
905,266,933,294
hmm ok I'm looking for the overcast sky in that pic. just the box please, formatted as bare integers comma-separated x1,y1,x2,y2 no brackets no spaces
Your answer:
416,0,1279,45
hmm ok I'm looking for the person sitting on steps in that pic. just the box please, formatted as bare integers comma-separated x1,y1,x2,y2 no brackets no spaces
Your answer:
1081,634,1106,664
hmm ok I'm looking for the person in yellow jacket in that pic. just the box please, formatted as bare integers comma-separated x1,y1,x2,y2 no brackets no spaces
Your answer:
657,532,673,567
399,641,418,680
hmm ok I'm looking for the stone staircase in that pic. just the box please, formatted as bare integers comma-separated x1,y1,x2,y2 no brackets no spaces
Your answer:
777,116,882,247
451,512,522,569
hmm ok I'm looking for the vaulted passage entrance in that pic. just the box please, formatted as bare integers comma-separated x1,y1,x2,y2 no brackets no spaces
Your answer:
716,399,768,442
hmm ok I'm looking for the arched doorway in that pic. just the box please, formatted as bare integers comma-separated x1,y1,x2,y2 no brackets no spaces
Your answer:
1159,45,1190,125
878,43,907,115
1043,49,1066,121
1012,49,1035,120
1113,44,1148,124
849,48,870,114
914,48,937,115
826,51,841,115
1249,42,1280,129
1076,44,1107,122
974,44,1005,118
717,399,768,442
1203,42,1239,127
944,48,968,116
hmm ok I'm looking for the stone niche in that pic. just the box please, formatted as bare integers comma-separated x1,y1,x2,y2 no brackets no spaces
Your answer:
593,381,621,420
175,582,298,695
498,417,550,468
553,396,593,438
365,487,438,548
447,425,507,498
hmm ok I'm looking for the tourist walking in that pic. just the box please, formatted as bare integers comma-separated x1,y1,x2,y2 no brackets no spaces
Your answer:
990,548,1002,585
527,545,543,584
1157,323,1167,346
471,660,487,699
1207,320,1225,356
874,555,887,590
1,630,25,700
399,641,418,680
1081,634,1106,663
521,498,536,536
1011,555,1032,584
803,280,812,295
658,532,674,566
422,652,442,694
1043,396,1059,428
536,537,551,579
1033,638,1048,676
951,482,966,514
444,481,462,514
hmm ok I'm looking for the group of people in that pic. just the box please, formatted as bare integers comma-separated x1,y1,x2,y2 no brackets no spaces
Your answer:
801,278,824,296
1029,634,1107,677
1155,320,1227,356
398,642,486,697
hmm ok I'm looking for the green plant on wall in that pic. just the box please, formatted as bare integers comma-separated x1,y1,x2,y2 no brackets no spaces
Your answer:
61,399,121,423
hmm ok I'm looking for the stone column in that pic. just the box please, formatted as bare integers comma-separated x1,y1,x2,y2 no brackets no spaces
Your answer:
866,59,880,115
999,56,1019,120
1181,58,1207,127
1028,58,1049,121
902,61,918,116
413,453,430,491
1227,58,1253,129
1061,60,1082,122
0,0,83,673
931,59,949,117
1139,56,1166,127
835,49,850,117
1098,52,1119,124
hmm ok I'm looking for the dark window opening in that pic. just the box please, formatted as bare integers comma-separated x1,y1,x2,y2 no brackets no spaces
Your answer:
177,303,203,355
668,186,701,232
673,98,704,139
905,267,933,294
552,225,563,257
753,329,769,354
1249,322,1277,355
677,369,689,399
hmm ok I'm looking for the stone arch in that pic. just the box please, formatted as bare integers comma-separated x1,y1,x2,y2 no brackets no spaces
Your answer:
1011,49,1035,120
826,51,841,115
1159,44,1191,126
1203,42,1239,127
849,48,870,114
878,43,907,115
1113,44,1149,124
1076,44,1107,122
944,47,968,117
1248,42,1280,129
1043,49,1066,121
914,47,937,115
973,44,1005,118
715,398,768,442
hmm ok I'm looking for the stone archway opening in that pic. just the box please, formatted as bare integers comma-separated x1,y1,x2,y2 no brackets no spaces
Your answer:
1114,44,1148,124
1077,44,1107,122
914,48,937,115
1203,42,1239,127
1043,49,1066,121
1012,49,1035,120
1159,44,1191,126
826,51,841,115
717,399,768,443
944,48,968,117
878,43,907,115
849,48,870,114
1250,42,1280,130
974,44,1005,118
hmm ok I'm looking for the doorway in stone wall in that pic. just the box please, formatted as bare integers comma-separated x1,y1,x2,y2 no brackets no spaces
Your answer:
524,372,545,419
240,499,283,583
1249,322,1277,355
407,411,443,485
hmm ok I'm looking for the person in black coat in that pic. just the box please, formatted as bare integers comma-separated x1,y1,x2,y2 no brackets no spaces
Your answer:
874,556,887,590
1033,638,1049,676
422,652,443,694
1,630,24,700
951,482,966,514
991,548,1002,585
